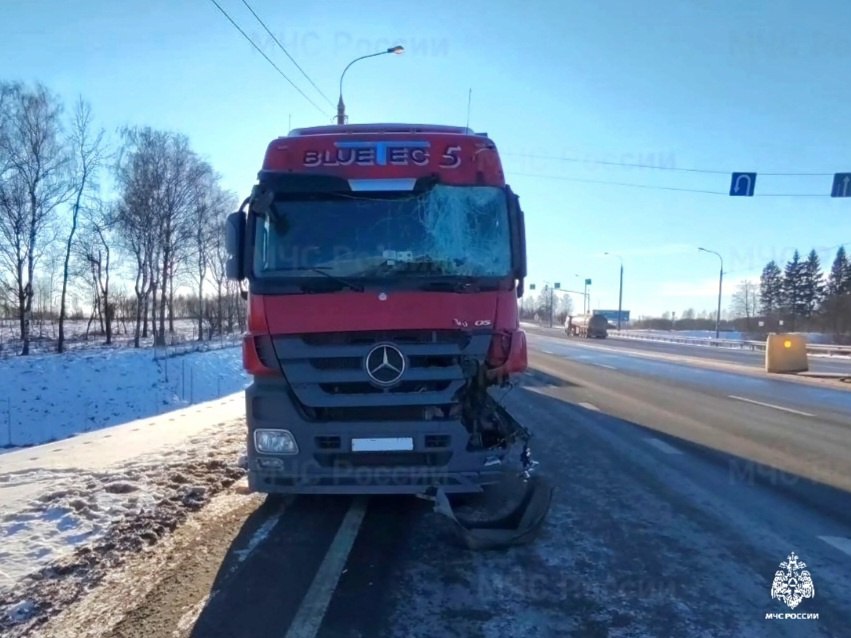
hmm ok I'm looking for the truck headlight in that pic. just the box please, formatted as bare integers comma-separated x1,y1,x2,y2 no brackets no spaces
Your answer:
254,429,299,454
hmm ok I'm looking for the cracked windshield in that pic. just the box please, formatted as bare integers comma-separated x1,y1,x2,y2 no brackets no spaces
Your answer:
1,1,849,637
255,186,511,278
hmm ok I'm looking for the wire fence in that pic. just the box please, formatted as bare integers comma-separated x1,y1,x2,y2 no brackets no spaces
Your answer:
153,333,243,361
1,334,246,449
0,318,243,360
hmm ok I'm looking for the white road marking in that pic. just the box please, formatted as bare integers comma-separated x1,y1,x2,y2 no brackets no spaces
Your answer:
727,395,815,417
578,402,600,411
592,363,617,370
541,349,555,355
818,536,851,558
233,505,286,564
285,497,369,638
645,438,683,455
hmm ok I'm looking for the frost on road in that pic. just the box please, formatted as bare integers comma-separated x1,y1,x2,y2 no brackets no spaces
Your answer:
0,406,246,638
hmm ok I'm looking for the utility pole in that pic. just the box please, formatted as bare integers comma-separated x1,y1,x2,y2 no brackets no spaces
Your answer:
617,263,623,329
699,247,724,339
549,282,561,328
549,285,554,328
604,252,624,330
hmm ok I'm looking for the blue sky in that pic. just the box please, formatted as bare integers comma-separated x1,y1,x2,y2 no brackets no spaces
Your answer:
3,0,850,316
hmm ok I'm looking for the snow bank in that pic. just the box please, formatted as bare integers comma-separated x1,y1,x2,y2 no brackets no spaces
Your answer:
0,395,247,635
622,329,747,341
0,345,248,449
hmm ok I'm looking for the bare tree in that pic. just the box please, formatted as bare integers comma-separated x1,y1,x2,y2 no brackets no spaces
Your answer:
58,98,106,352
730,280,760,330
115,127,211,346
0,83,71,354
155,136,208,345
191,179,235,340
114,128,161,348
208,223,230,336
77,201,115,343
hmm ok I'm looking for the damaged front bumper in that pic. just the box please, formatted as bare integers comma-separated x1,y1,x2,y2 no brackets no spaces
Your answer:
243,382,531,495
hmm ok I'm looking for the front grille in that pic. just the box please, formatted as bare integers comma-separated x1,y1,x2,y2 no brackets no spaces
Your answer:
315,436,342,450
314,452,452,467
425,435,451,448
302,330,469,347
265,475,463,488
318,381,452,395
317,406,444,422
272,330,492,419
255,336,279,370
310,357,362,370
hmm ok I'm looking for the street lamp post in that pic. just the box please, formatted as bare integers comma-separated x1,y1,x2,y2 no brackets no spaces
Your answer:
604,252,624,330
573,274,590,315
337,45,404,125
549,285,554,328
698,247,724,339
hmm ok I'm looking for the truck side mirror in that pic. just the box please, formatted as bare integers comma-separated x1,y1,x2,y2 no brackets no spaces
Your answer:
225,211,246,281
506,186,527,297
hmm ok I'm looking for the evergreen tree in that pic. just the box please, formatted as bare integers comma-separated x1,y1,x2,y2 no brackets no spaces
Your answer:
847,250,851,293
759,260,783,316
826,246,850,297
800,249,824,318
823,246,851,337
782,250,807,321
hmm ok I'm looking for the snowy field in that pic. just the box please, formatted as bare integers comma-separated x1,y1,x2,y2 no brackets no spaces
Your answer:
0,343,248,449
521,321,840,345
0,317,230,358
0,395,247,635
621,328,746,340
0,342,251,632
617,328,840,345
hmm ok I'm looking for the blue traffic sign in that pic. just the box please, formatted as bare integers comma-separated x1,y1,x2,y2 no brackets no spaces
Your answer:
730,172,757,196
832,173,851,198
596,309,630,324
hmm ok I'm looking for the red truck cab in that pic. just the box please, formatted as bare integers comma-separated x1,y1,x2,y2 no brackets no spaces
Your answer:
225,123,528,494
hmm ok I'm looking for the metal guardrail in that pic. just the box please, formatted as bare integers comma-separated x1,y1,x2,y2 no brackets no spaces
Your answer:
152,333,242,360
607,330,851,357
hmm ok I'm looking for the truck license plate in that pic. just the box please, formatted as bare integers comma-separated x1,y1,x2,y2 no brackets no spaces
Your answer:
351,437,414,452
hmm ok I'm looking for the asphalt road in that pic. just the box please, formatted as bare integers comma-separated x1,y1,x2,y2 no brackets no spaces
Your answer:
73,336,851,638
524,324,851,376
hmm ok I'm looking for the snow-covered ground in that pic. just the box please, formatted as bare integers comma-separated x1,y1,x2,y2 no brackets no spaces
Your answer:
0,393,247,635
0,338,252,631
621,329,746,340
615,328,842,345
0,317,233,358
0,343,248,449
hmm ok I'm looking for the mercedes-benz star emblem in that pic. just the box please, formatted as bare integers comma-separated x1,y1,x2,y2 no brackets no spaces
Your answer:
364,344,406,386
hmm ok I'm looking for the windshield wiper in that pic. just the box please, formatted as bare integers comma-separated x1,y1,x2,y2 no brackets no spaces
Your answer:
417,278,482,293
370,255,459,276
273,267,364,292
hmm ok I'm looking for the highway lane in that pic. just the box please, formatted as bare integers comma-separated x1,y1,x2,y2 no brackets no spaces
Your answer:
527,333,851,425
54,339,851,638
523,323,851,376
